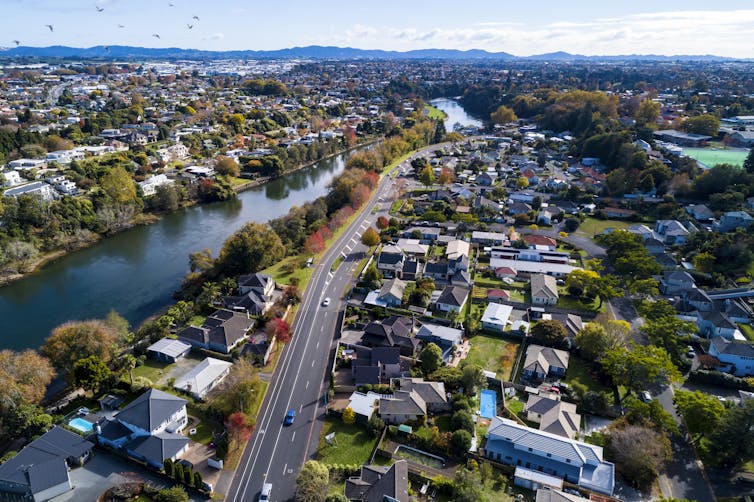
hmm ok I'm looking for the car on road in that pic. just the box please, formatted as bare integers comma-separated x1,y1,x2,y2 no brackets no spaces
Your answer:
284,409,296,426
259,482,272,501
321,297,330,307
640,391,652,403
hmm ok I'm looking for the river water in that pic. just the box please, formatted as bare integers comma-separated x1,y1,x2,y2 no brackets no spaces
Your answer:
430,97,484,130
0,152,352,350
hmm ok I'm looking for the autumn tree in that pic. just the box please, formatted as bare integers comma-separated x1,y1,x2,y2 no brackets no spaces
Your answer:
41,320,117,374
101,166,138,204
0,350,55,411
376,216,389,230
225,411,255,443
361,227,380,247
438,167,454,186
216,222,285,277
490,105,517,125
296,461,329,502
215,155,240,177
342,406,355,424
634,99,661,127
419,165,435,187
266,318,292,344
606,424,670,489
304,230,326,254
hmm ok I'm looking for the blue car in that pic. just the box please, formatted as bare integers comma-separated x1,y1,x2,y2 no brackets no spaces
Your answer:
284,409,296,426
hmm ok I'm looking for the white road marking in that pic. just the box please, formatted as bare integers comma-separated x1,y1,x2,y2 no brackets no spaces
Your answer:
282,463,287,475
312,360,315,367
291,432,296,443
299,404,303,412
316,341,320,348
306,380,309,389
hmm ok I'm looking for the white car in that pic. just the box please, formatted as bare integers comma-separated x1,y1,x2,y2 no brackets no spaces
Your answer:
322,297,331,307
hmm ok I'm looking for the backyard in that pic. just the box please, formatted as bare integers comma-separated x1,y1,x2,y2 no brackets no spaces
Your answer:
564,356,615,399
575,217,635,237
317,417,379,465
463,333,521,380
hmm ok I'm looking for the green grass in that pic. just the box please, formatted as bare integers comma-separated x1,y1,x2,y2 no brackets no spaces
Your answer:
260,254,314,288
506,396,525,415
186,314,206,327
228,176,252,187
186,403,220,445
424,104,447,121
739,323,754,342
247,380,268,419
317,417,378,465
556,287,604,312
390,200,404,214
576,217,635,237
132,359,172,383
564,356,613,396
331,255,344,272
682,147,749,168
464,333,521,380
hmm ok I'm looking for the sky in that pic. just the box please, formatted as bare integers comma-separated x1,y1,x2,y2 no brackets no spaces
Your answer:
2,0,754,57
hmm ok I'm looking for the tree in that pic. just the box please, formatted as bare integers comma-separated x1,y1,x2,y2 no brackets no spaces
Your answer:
216,222,285,277
376,216,389,230
342,406,355,424
362,261,382,290
0,350,55,411
71,355,112,392
208,358,260,416
100,166,138,204
603,345,681,398
744,147,754,174
451,429,472,454
325,494,349,502
429,366,463,390
366,416,385,437
460,364,485,396
628,278,660,299
420,343,443,374
451,410,474,433
193,471,203,490
104,309,132,345
225,411,255,443
452,467,486,502
361,227,380,247
634,99,661,127
683,114,720,137
438,167,454,186
673,390,725,438
296,460,329,502
516,176,529,189
530,320,568,348
215,155,240,177
163,458,174,477
605,425,670,489
575,324,610,362
182,465,193,485
41,320,116,374
154,486,189,502
5,403,53,438
707,399,754,466
490,105,517,125
419,165,435,187
266,318,292,343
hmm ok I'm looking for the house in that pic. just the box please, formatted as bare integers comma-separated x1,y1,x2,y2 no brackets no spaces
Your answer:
3,181,57,201
379,390,427,424
695,310,741,339
525,394,581,439
400,260,422,281
523,345,570,381
362,316,419,357
508,202,533,215
0,426,93,502
728,130,754,147
552,201,580,215
395,238,429,259
147,338,192,363
487,289,511,302
347,391,381,421
531,274,558,306
485,417,614,495
423,261,449,281
416,323,463,362
524,235,557,251
716,211,754,232
433,286,469,313
376,246,405,278
377,278,406,308
659,270,696,295
351,346,404,386
345,460,409,502
242,331,275,366
537,208,559,226
535,487,591,502
402,226,441,242
603,207,636,219
97,389,189,470
481,303,513,333
446,239,470,261
174,357,233,399
495,266,518,280
396,377,450,413
138,174,174,197
238,273,275,298
709,336,754,376
654,219,693,245
547,313,583,339
653,129,712,147
472,231,507,246
178,309,254,354
1,170,22,187
685,204,715,222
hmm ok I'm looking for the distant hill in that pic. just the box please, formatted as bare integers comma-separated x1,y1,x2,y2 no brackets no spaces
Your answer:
0,44,743,61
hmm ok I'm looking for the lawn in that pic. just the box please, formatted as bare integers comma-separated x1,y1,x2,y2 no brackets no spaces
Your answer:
464,333,521,380
260,254,313,288
247,380,269,419
575,217,635,237
317,417,378,465
186,402,221,446
132,359,172,383
506,396,525,416
556,287,604,313
739,323,754,342
424,104,447,121
682,147,749,168
564,356,614,396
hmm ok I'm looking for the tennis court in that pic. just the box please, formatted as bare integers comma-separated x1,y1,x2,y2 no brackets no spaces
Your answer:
479,389,497,419
683,147,749,168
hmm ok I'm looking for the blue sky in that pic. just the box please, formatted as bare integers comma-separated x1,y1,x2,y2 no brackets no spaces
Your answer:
2,0,754,57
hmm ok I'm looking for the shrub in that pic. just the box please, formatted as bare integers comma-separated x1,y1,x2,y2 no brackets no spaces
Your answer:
193,471,203,490
163,458,174,477
451,430,472,455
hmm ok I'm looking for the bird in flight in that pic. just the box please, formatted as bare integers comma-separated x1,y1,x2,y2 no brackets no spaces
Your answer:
95,5,104,12
153,34,161,39
169,2,174,6
192,15,200,21
45,24,54,32
12,40,20,46
187,24,194,30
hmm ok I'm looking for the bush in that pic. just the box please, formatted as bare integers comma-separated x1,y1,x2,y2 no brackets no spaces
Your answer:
367,416,385,437
564,217,580,232
451,411,475,434
163,458,174,477
193,471,203,490
688,370,754,391
154,485,188,502
451,430,472,455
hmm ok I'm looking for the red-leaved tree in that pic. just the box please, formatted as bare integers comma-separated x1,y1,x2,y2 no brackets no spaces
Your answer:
376,216,389,230
225,411,255,443
304,231,326,254
266,318,292,343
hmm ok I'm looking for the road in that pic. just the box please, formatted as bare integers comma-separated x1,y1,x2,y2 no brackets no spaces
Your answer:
225,146,442,502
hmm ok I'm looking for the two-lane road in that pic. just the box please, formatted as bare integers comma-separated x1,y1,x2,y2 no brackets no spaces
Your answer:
226,145,442,502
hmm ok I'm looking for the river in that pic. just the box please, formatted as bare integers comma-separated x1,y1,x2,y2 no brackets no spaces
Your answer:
0,152,353,350
430,97,484,130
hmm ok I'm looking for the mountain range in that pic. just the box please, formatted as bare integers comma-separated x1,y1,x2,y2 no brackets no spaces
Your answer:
0,44,743,61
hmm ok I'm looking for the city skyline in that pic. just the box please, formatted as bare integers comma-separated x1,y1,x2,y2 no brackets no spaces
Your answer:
2,0,754,57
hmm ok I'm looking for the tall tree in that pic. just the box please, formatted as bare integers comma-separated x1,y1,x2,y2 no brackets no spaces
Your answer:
490,105,517,125
460,364,486,396
0,350,55,411
216,222,285,277
41,320,117,374
419,165,435,187
100,166,138,204
71,355,112,392
361,227,380,247
296,461,329,502
420,343,443,374
673,390,725,439
603,345,681,398
707,399,754,466
606,424,670,489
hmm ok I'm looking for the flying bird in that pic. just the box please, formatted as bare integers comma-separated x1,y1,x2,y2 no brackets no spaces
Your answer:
192,15,199,21
12,40,20,46
169,2,174,6
45,24,54,32
95,5,104,12
152,33,161,39
187,24,193,30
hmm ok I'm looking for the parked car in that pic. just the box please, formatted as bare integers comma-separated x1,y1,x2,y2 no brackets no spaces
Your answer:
77,407,90,416
640,391,652,403
284,409,296,426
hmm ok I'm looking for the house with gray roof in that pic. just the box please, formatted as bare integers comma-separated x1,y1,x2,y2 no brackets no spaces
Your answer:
523,345,570,382
0,426,93,502
716,211,754,232
178,309,254,354
345,459,409,502
97,389,189,469
147,337,192,363
531,274,558,306
396,377,450,413
525,394,581,439
433,285,469,313
379,390,427,424
485,417,614,495
416,323,463,362
361,316,418,356
709,336,754,376
377,278,406,307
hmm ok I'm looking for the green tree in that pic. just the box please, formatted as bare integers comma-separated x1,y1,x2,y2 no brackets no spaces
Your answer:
193,471,203,490
71,355,112,392
451,410,474,433
163,458,174,477
628,278,660,299
530,320,568,348
490,105,517,125
429,366,463,390
362,261,382,289
460,364,486,396
634,99,661,127
673,390,725,439
216,222,285,277
683,114,721,136
451,429,472,454
5,403,53,438
603,345,681,398
707,399,754,466
452,467,487,502
420,343,443,374
324,494,349,502
744,147,754,173
419,165,435,187
361,227,380,247
295,460,329,502
575,324,610,362
154,486,188,502
100,166,138,204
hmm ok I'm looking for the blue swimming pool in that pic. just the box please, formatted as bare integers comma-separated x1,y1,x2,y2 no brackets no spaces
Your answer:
479,389,497,419
69,417,94,433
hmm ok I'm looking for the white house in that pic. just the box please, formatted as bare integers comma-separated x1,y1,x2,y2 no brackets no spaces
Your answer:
531,274,559,305
481,302,513,333
1,170,22,187
139,174,174,197
174,357,233,399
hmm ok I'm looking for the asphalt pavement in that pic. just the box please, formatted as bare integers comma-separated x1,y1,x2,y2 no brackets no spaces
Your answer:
225,146,441,502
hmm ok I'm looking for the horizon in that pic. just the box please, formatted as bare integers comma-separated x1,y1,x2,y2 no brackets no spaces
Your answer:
2,0,754,58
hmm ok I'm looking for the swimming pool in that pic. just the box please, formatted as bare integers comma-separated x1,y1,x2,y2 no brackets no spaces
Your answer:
479,389,497,419
69,417,94,433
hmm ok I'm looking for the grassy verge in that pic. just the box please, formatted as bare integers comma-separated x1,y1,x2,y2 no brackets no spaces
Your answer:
464,333,521,380
331,255,344,272
424,104,447,120
316,417,378,465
